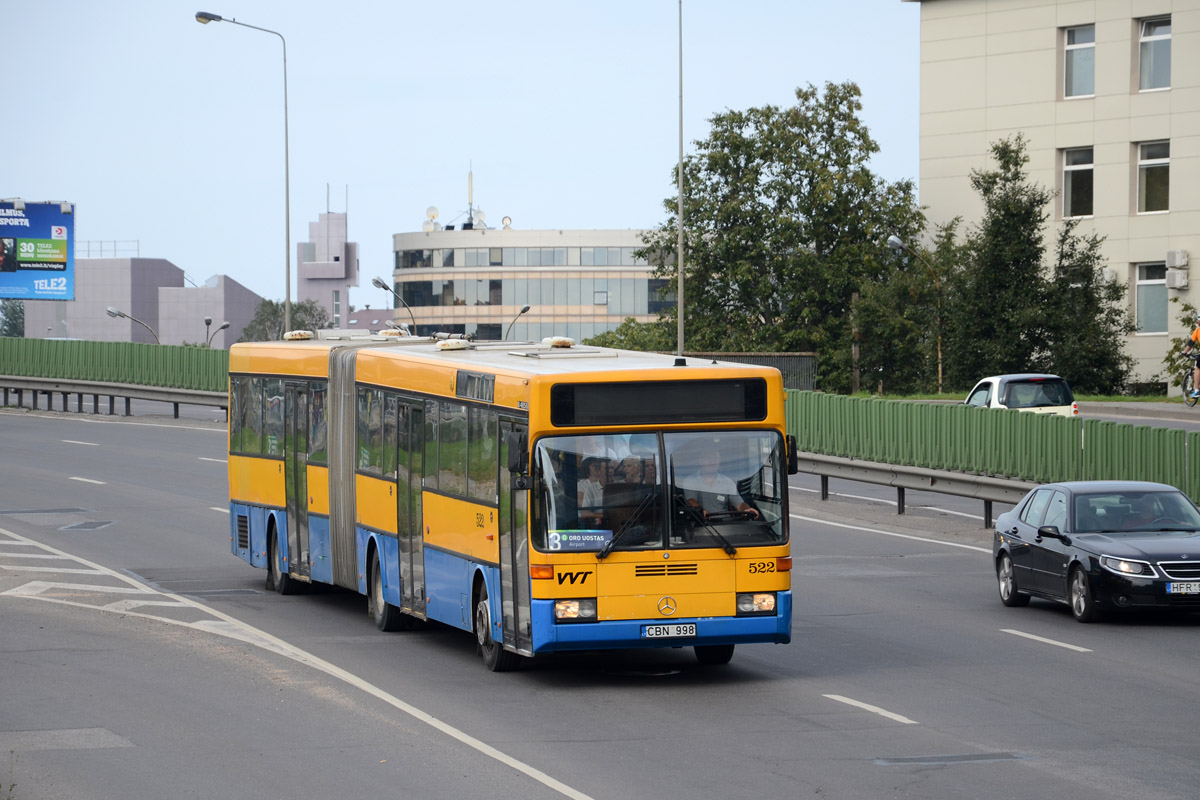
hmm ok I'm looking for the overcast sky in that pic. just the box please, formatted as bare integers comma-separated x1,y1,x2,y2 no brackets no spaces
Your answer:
7,1,920,308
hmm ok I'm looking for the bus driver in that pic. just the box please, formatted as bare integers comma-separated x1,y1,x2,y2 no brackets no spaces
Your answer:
678,448,759,519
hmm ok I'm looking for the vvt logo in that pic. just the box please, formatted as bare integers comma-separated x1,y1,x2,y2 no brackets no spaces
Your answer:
557,570,593,585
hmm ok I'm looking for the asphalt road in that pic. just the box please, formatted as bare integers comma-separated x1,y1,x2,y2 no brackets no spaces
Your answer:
3,408,1200,799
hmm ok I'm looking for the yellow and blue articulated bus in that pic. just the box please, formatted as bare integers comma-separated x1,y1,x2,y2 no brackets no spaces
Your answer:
228,332,796,670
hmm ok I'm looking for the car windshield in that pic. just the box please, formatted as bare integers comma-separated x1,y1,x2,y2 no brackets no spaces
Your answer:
1073,491,1200,534
1001,378,1073,409
531,430,786,553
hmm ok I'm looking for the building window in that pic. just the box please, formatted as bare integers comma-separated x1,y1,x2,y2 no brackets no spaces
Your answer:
1137,141,1169,213
1062,148,1093,218
332,289,340,327
1136,263,1167,333
1064,25,1094,98
1139,17,1171,91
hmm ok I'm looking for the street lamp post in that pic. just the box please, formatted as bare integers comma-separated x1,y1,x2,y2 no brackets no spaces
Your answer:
887,234,943,394
196,11,292,333
504,305,531,341
204,315,212,344
107,306,160,345
371,276,417,332
207,320,230,347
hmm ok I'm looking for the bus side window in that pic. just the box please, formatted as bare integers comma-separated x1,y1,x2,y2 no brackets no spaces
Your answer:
468,406,498,503
263,378,284,457
309,381,328,465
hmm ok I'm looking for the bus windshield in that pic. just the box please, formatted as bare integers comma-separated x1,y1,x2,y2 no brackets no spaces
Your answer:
532,430,787,553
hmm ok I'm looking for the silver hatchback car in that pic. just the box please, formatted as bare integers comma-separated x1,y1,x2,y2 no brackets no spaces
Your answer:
964,373,1078,417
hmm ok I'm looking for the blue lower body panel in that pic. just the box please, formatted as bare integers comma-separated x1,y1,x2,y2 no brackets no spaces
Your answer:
530,591,792,653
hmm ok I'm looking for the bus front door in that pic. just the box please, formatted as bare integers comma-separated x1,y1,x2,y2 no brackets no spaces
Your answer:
284,382,311,581
499,417,532,656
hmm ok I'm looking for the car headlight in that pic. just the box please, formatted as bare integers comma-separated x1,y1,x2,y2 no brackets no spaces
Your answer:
554,598,597,622
736,592,777,615
1100,556,1157,578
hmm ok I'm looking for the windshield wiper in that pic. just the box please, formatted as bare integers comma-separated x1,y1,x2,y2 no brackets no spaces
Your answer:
596,489,657,560
673,489,737,555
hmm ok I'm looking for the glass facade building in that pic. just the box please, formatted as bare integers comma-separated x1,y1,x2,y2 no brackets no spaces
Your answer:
389,227,673,341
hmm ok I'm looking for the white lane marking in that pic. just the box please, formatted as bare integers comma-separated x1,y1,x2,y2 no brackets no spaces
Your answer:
0,408,223,433
4,580,152,598
0,566,107,574
794,486,982,520
198,457,227,463
0,553,73,560
68,477,106,485
210,507,229,514
1002,628,1092,653
62,440,99,446
823,694,919,725
0,527,594,800
791,514,991,554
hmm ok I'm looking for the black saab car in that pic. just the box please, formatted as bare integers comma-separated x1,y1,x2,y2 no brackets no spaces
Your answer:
994,481,1200,622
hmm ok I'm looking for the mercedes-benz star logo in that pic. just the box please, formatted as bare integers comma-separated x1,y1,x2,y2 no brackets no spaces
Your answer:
657,596,677,616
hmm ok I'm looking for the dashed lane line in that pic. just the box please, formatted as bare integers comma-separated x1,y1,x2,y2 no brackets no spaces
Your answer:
823,694,919,725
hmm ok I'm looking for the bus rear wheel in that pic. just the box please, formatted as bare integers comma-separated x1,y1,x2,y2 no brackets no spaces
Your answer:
267,526,300,596
475,583,519,672
694,644,735,665
368,549,404,632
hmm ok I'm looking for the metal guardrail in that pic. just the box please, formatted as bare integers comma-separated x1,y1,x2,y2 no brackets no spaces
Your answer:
797,452,1036,528
0,375,227,419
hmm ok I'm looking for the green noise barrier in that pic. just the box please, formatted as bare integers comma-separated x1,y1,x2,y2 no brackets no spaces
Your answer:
0,338,228,393
786,390,1199,502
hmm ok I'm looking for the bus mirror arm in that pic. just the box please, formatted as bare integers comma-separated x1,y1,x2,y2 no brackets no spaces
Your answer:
505,431,530,483
786,434,799,475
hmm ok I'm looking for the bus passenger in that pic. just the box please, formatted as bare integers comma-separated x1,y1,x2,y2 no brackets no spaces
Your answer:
578,457,605,524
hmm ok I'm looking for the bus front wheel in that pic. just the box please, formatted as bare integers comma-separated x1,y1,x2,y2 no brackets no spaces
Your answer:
694,644,735,665
475,583,519,672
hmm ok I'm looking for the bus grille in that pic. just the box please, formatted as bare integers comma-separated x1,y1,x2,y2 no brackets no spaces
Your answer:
635,563,698,577
236,515,250,549
1159,562,1200,580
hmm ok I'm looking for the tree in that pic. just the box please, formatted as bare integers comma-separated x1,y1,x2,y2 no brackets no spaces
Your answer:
584,317,674,351
640,81,925,393
943,135,1054,387
238,299,330,342
856,220,966,394
0,299,23,338
942,134,1133,394
1044,220,1134,393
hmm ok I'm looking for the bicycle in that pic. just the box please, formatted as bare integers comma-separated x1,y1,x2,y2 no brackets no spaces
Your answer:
1185,354,1200,407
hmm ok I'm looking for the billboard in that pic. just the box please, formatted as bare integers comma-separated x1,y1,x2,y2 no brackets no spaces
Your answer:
0,200,75,300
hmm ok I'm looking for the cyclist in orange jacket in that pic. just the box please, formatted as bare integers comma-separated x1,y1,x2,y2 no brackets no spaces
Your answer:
1185,312,1200,399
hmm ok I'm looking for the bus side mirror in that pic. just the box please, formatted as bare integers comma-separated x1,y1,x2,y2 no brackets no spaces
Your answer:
786,434,799,475
505,431,529,488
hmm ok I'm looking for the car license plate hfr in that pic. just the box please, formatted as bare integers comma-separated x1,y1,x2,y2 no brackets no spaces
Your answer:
1167,582,1200,594
642,623,696,639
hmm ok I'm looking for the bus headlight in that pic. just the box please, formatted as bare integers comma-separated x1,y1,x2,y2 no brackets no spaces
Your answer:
554,598,598,622
736,592,777,615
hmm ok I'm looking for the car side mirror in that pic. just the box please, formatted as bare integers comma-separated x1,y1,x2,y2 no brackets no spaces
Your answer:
1037,525,1070,545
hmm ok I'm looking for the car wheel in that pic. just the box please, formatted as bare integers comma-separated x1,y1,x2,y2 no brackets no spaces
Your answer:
1069,566,1102,623
997,553,1030,607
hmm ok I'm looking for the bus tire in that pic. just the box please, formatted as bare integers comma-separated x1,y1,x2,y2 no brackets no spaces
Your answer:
694,644,735,665
368,548,404,632
267,525,300,596
475,582,519,672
